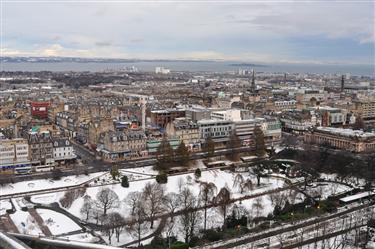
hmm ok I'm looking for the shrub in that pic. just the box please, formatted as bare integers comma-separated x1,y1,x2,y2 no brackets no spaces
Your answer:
51,169,62,180
156,172,168,184
194,168,201,179
189,236,200,247
121,175,129,188
171,241,189,249
60,188,86,208
202,229,224,242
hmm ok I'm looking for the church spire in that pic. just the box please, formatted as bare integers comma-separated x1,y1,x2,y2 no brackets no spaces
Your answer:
341,75,345,92
250,69,256,92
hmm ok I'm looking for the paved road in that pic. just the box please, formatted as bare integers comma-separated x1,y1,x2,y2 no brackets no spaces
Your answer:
10,146,254,183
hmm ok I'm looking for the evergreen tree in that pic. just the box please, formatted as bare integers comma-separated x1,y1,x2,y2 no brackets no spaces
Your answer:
202,136,215,159
155,136,175,171
253,126,266,157
176,141,190,167
156,172,168,184
194,168,201,179
226,131,241,161
121,175,129,188
353,115,365,130
111,165,120,180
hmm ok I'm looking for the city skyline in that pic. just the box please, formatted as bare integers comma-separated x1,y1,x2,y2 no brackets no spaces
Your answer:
1,0,374,65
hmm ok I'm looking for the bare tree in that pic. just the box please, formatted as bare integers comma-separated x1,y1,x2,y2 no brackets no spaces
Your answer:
252,164,263,186
92,207,101,225
165,192,180,221
233,174,244,193
215,186,232,227
142,182,166,229
189,200,201,241
109,212,126,243
126,191,142,216
177,177,185,192
127,199,148,247
252,198,263,218
164,218,175,249
199,182,217,231
241,179,253,194
95,188,120,216
179,187,196,243
80,196,93,221
282,135,298,150
102,215,115,244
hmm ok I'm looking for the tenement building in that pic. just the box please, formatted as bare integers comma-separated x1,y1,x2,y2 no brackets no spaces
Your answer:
304,127,375,153
0,138,30,174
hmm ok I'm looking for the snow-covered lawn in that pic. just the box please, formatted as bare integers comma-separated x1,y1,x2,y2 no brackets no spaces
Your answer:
36,209,82,235
63,169,287,220
0,172,104,197
0,199,12,215
31,192,65,204
320,173,365,188
305,181,353,199
99,219,160,247
24,168,304,246
10,198,42,235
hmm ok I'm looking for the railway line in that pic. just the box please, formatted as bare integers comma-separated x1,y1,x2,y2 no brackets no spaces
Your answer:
195,201,375,249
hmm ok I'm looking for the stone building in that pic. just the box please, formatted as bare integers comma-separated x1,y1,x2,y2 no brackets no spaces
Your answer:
100,129,147,161
165,119,200,150
27,131,55,170
304,127,375,153
0,138,30,174
53,138,76,165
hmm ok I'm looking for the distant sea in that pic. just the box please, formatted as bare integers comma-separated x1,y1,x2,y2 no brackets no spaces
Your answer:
1,61,374,76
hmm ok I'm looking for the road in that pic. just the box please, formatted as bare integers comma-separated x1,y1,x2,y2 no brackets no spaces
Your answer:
11,145,254,183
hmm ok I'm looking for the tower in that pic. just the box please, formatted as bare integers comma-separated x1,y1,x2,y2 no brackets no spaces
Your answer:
250,69,256,93
341,75,345,92
140,97,146,131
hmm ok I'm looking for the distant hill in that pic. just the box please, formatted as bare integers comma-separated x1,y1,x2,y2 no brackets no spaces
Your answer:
0,56,215,63
228,63,267,67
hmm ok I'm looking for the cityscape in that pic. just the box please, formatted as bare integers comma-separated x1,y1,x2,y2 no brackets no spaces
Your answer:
0,1,374,249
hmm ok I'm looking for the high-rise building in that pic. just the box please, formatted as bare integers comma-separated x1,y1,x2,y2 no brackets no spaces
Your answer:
341,75,345,92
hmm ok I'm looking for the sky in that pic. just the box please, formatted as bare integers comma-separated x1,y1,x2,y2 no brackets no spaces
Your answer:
1,0,374,65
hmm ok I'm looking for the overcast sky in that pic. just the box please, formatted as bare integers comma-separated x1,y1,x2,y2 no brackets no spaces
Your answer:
1,0,374,64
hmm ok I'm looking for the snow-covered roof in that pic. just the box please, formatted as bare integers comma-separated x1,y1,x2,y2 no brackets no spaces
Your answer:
339,191,375,203
316,127,375,139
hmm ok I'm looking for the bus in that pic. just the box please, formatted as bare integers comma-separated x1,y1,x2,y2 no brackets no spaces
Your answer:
205,161,233,168
240,156,258,163
14,164,32,175
35,165,55,172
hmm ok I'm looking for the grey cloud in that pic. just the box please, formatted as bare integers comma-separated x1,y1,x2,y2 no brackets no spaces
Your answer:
129,38,144,43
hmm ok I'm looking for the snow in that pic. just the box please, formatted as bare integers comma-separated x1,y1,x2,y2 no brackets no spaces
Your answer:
305,182,353,199
340,191,375,203
30,193,65,204
57,232,99,243
36,236,123,249
0,172,104,197
0,199,12,215
10,201,42,236
25,169,286,246
55,168,292,224
36,209,81,235
0,232,29,249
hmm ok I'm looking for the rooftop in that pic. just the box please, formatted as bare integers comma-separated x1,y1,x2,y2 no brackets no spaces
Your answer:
316,127,375,139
